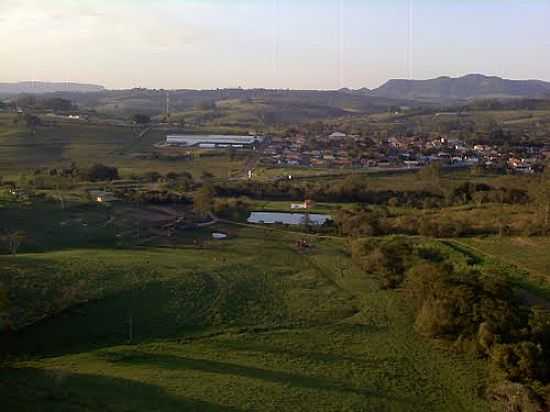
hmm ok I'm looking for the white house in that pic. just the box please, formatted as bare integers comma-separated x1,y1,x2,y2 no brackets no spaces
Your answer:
290,200,314,210
329,132,347,140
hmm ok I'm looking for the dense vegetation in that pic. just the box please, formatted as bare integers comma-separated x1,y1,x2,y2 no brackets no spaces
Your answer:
352,237,550,410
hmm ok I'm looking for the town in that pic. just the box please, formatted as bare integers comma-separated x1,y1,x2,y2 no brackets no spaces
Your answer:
163,129,549,173
256,127,549,173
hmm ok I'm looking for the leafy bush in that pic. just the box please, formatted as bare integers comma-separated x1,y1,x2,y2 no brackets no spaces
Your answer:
213,199,250,221
352,237,414,289
85,164,119,182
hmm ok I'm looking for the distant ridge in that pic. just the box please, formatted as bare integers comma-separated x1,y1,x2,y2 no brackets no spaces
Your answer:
0,81,105,94
369,74,550,102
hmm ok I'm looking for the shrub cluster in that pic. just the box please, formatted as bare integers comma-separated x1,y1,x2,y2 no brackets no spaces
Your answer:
214,178,529,210
351,238,550,408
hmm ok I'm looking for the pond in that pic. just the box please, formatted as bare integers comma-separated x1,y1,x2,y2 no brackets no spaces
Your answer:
247,212,331,225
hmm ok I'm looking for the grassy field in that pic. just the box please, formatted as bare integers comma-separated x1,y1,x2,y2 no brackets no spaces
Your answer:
4,111,550,410
457,237,550,275
457,236,550,297
253,166,422,182
0,114,245,179
252,165,534,192
0,211,489,411
248,200,354,214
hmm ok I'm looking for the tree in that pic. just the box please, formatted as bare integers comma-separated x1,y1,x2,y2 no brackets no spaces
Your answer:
133,114,151,125
339,175,368,201
0,284,8,333
15,94,37,109
23,113,41,133
43,97,75,112
213,198,250,221
86,164,119,181
194,185,215,217
143,171,162,183
0,286,7,312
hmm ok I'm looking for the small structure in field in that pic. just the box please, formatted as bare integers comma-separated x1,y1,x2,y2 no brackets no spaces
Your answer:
290,199,314,210
212,232,228,240
89,190,118,204
295,239,312,251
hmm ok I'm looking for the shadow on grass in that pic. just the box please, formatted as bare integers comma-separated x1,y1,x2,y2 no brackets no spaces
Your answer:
98,350,415,404
206,335,403,379
440,240,483,265
1,268,290,358
1,279,217,358
0,366,242,412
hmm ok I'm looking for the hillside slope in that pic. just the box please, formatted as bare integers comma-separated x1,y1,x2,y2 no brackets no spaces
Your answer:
0,81,105,95
0,223,488,412
370,74,550,102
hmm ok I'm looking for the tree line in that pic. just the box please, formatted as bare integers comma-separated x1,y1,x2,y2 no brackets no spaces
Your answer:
214,174,530,209
352,237,550,410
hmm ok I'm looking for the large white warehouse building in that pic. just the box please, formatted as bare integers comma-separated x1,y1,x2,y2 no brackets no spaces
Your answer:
166,134,263,148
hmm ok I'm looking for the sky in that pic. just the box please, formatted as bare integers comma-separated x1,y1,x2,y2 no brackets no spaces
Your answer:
1,0,550,90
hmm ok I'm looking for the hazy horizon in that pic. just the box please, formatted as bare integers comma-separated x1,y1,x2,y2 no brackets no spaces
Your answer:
2,0,550,90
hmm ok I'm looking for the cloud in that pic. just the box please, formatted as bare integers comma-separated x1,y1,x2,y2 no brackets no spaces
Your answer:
1,0,221,49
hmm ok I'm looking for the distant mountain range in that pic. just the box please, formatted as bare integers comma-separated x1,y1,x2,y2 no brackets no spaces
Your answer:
368,74,550,102
0,81,105,95
2,75,550,108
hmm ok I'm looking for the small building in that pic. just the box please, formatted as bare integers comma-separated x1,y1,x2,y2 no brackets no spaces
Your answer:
329,132,347,140
89,190,118,204
290,199,314,210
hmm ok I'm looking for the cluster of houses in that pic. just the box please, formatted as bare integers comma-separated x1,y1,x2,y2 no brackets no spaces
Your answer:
259,131,549,173
261,132,364,169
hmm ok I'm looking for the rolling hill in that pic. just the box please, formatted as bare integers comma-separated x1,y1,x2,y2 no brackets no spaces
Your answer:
0,81,105,95
369,74,550,102
4,75,550,123
20,88,423,124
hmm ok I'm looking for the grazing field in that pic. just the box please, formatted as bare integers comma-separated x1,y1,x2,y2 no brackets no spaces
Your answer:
0,223,489,412
458,236,550,292
0,115,245,179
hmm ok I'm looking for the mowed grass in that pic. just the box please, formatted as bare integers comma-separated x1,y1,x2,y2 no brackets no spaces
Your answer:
1,223,488,411
0,219,492,411
248,199,355,214
458,236,550,294
458,237,550,274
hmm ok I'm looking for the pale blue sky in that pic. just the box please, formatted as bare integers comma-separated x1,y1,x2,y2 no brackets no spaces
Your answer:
1,0,549,89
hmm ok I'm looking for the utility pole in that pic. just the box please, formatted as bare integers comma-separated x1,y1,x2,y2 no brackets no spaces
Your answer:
56,183,65,210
